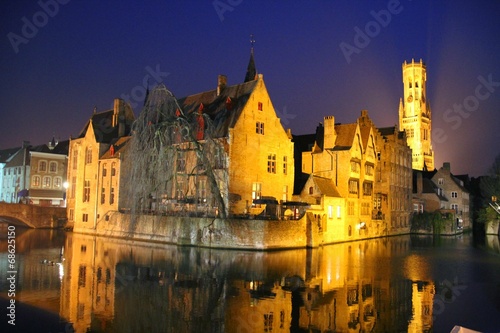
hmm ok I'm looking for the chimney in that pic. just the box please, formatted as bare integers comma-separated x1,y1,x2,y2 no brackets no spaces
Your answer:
22,140,30,148
417,171,423,195
443,162,451,172
217,75,227,96
323,116,336,149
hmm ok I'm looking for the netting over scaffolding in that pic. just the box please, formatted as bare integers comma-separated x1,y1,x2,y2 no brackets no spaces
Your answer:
121,84,229,219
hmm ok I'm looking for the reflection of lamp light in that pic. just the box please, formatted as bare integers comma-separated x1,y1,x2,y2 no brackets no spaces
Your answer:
356,222,366,229
63,181,69,189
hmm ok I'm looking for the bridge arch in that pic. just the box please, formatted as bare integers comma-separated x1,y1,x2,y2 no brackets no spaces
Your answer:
0,215,36,228
0,202,66,228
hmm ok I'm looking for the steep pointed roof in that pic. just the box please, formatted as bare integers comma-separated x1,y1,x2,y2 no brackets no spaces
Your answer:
244,49,257,82
178,79,259,138
333,123,358,150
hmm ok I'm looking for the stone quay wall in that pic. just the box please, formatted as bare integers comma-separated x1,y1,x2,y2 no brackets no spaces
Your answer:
74,212,308,250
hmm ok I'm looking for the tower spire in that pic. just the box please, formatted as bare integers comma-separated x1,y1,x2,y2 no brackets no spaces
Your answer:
244,34,257,82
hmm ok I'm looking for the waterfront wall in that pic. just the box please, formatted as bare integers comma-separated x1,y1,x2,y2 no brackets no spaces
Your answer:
74,212,308,250
485,219,500,235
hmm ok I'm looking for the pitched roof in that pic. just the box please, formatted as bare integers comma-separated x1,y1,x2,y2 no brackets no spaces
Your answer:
30,140,69,155
333,123,357,150
178,79,258,138
0,147,20,163
78,101,135,143
312,175,341,197
100,136,132,159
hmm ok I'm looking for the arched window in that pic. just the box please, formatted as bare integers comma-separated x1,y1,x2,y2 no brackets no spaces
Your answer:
32,176,41,187
49,161,57,173
43,176,51,188
53,177,62,188
39,160,47,172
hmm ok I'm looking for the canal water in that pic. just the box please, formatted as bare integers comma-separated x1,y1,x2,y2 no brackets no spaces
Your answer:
1,227,500,333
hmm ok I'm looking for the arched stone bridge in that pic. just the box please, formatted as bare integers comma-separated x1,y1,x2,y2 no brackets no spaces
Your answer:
0,202,67,228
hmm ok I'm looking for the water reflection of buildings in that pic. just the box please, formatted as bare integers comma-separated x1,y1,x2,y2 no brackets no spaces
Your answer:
60,233,436,332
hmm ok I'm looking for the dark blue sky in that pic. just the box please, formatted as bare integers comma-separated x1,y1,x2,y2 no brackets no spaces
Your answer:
1,0,499,176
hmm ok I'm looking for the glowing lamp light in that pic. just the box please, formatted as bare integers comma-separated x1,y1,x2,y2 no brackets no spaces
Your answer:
63,181,69,189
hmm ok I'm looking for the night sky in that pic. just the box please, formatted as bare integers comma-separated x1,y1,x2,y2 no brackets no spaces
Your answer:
1,1,499,176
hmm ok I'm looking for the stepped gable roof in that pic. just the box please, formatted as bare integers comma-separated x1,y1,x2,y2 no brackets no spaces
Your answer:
312,175,341,197
100,136,132,159
177,79,258,138
333,123,357,150
0,147,21,163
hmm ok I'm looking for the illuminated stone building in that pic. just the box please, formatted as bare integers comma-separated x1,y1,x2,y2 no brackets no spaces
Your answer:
65,99,135,229
0,139,68,206
374,125,412,233
176,71,295,216
398,59,434,171
431,162,470,230
68,51,295,232
300,111,379,242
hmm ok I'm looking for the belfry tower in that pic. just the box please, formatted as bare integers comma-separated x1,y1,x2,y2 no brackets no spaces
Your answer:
398,59,434,171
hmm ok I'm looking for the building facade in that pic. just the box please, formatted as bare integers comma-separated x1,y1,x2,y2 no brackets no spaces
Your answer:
431,162,470,230
398,59,434,171
68,54,295,230
0,139,68,206
375,125,413,234
66,99,135,229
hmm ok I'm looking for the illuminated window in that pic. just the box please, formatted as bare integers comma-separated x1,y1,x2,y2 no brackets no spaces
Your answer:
72,150,78,169
283,156,288,174
71,177,76,199
197,178,207,203
110,188,115,204
252,183,262,203
348,201,355,215
350,160,360,173
85,147,92,164
349,179,359,195
267,154,276,173
363,182,372,196
32,176,41,187
54,177,62,188
43,176,51,188
256,121,264,135
83,180,90,202
39,160,47,172
365,163,374,176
